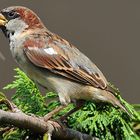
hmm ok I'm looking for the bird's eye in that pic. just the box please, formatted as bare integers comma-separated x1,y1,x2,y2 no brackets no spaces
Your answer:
8,11,16,18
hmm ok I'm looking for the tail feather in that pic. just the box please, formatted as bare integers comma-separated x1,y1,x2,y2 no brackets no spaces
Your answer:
114,98,131,116
106,91,132,117
104,84,132,116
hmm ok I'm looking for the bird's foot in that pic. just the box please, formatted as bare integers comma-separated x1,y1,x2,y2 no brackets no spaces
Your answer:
43,120,63,140
47,120,62,130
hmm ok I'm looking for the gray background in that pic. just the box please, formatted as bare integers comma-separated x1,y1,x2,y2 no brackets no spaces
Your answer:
0,0,139,103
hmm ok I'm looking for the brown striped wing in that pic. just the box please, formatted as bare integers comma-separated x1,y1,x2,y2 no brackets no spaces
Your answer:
24,39,107,89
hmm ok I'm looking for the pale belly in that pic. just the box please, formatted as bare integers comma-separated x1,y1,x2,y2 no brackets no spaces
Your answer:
16,55,98,105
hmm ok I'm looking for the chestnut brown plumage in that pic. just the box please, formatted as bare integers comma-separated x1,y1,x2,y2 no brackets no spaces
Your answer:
0,6,128,120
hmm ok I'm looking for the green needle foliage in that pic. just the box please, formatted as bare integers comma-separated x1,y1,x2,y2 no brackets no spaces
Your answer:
0,68,139,140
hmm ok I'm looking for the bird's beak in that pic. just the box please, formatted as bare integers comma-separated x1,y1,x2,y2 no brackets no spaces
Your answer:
0,13,7,26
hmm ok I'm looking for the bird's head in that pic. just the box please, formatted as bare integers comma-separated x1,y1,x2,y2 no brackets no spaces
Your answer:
0,6,45,38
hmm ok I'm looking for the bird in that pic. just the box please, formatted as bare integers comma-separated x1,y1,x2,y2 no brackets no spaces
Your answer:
0,6,129,120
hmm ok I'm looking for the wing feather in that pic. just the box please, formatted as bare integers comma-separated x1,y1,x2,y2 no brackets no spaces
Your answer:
24,35,107,89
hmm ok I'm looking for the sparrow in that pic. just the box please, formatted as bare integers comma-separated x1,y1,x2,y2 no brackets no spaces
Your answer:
0,6,128,120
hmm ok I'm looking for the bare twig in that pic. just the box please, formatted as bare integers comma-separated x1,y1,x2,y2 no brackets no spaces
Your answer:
0,107,98,140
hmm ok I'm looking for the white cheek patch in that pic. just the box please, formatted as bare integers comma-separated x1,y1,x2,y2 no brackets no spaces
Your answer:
6,19,29,39
44,48,57,55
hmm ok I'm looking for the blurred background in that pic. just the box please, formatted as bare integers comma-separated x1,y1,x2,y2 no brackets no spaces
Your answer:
0,0,140,103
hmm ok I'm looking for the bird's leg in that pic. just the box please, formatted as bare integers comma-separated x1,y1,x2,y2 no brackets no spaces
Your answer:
60,100,85,122
44,105,66,121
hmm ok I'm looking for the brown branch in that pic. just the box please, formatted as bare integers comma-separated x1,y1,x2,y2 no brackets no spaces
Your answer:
0,110,49,133
0,109,99,140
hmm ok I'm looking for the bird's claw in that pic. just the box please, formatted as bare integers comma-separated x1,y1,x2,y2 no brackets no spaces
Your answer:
47,120,63,133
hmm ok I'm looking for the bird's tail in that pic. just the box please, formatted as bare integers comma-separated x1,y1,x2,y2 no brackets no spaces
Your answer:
105,91,131,116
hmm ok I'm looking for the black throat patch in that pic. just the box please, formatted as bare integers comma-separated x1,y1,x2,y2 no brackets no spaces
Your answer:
0,26,14,40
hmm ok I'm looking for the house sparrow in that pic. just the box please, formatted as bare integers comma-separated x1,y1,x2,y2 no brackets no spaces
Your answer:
0,6,128,119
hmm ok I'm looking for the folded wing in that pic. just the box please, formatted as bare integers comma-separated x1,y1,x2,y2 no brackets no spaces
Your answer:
24,33,108,90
